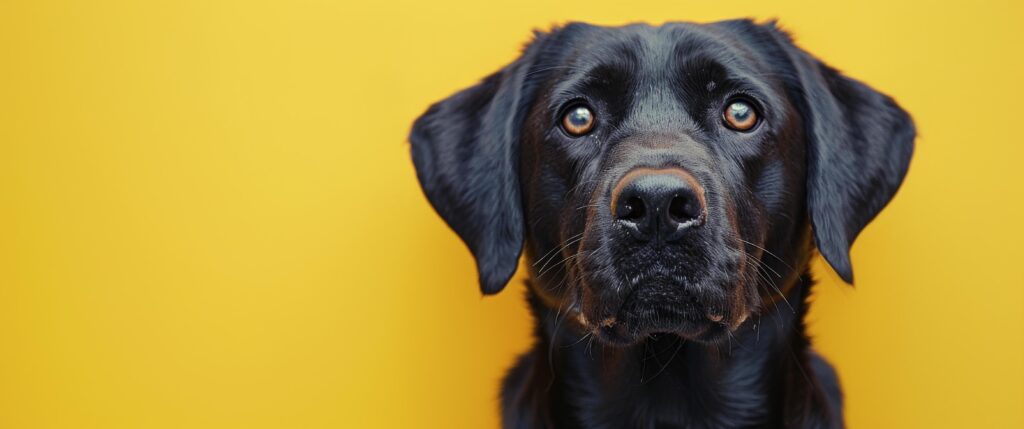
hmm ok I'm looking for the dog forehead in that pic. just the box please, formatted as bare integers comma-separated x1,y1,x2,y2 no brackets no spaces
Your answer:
558,23,753,69
542,23,765,100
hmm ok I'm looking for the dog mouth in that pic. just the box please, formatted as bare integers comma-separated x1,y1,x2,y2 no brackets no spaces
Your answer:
573,275,737,346
583,311,731,346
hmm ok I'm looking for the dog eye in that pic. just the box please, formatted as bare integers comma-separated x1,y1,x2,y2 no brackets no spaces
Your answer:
722,100,758,131
561,105,595,136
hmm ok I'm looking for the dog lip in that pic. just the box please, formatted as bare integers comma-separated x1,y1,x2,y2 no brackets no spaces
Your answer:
580,292,741,345
592,317,720,346
589,296,722,345
594,322,639,346
576,259,734,345
576,312,589,327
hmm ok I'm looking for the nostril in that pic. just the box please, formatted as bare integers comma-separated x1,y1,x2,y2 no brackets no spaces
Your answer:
611,168,707,242
618,196,646,221
668,194,700,223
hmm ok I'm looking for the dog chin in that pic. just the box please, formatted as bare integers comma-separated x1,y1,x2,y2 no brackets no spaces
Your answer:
588,318,731,347
578,302,734,347
572,268,741,346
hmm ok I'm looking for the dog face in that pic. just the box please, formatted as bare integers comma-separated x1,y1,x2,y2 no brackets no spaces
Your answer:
410,20,914,345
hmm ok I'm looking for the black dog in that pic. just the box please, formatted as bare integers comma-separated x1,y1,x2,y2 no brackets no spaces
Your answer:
410,20,914,429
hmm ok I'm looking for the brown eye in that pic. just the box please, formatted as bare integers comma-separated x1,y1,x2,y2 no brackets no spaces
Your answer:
562,105,595,136
723,100,758,131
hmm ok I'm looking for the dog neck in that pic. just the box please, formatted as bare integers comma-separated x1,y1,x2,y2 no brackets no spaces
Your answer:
501,273,839,429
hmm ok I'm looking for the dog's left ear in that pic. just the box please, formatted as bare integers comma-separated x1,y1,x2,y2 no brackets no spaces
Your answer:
766,24,916,283
409,34,549,295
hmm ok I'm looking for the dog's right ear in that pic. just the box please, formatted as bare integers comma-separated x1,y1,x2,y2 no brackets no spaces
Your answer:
409,33,549,295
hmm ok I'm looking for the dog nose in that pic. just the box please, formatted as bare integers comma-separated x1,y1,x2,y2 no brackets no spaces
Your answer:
611,168,706,242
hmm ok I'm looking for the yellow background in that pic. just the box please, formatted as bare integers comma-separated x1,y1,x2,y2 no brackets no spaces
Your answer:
2,0,1022,427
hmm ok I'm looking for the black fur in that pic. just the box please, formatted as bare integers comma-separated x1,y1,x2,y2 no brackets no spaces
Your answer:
410,19,914,428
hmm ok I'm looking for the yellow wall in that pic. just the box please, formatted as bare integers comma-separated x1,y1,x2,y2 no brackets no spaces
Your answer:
1,0,1022,427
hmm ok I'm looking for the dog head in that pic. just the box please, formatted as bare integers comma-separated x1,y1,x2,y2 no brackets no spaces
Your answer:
410,20,914,345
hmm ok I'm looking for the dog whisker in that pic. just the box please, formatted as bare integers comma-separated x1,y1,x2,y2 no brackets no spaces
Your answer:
533,232,585,268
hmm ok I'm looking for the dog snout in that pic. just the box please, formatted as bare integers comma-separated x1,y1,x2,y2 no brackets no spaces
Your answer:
611,168,706,242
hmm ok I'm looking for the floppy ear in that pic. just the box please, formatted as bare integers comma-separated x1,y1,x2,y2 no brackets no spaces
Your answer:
409,35,548,295
769,26,916,283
